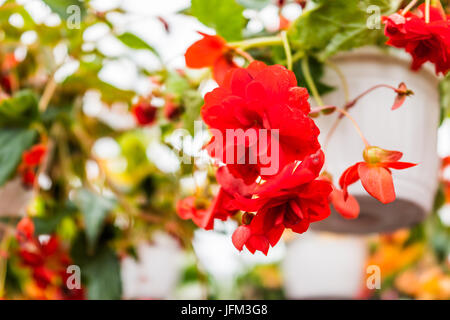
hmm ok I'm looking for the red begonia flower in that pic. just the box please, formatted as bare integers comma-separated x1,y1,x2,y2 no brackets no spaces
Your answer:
176,196,214,230
339,146,417,204
383,4,450,75
164,96,181,120
15,220,83,298
231,151,332,255
23,144,47,166
19,144,47,187
392,82,414,110
132,99,157,126
185,32,237,85
202,61,320,183
16,216,35,242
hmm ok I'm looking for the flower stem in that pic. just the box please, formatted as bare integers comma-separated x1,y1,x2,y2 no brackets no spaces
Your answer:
323,83,399,152
228,36,283,50
311,106,370,147
281,31,292,71
234,48,254,63
301,56,325,106
0,228,12,298
325,60,350,103
38,72,57,112
340,83,398,117
402,0,419,15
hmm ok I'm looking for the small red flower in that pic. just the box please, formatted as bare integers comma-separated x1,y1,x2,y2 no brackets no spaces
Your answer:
132,99,157,126
185,32,237,85
231,151,332,255
20,167,36,186
18,143,47,187
383,4,450,75
392,82,413,110
23,144,47,166
339,146,417,204
16,216,35,243
176,196,213,230
164,96,181,120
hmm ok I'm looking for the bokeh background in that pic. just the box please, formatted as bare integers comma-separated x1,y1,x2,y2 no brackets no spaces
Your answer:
0,0,449,300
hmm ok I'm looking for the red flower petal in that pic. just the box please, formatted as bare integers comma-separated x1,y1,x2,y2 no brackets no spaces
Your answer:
185,33,226,68
358,163,396,204
246,235,270,255
213,56,236,85
339,162,362,198
384,161,417,169
232,225,251,251
330,188,360,219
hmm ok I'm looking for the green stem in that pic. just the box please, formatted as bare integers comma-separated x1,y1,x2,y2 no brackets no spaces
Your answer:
325,60,350,103
291,51,305,64
281,31,292,71
0,229,12,298
228,36,283,50
301,57,324,106
401,0,419,15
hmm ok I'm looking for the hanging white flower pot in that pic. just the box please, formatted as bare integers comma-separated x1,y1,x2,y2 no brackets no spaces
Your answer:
282,231,367,299
0,178,33,217
313,48,440,234
121,233,184,299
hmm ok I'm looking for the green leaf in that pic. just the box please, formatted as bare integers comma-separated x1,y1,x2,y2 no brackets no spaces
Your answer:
71,234,122,300
118,131,151,174
439,75,450,124
288,0,401,60
293,57,335,96
0,128,37,186
0,90,39,127
73,189,115,251
42,0,86,20
191,0,245,41
117,32,160,57
182,90,203,136
165,71,191,102
236,0,270,9
33,201,77,235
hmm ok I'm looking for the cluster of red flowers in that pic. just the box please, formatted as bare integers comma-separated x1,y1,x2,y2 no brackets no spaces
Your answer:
383,4,450,75
179,33,419,254
19,144,47,187
179,50,341,254
15,217,84,299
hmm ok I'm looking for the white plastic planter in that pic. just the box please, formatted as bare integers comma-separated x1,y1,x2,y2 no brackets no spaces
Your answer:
121,233,184,299
0,178,33,217
282,231,367,299
313,48,440,234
